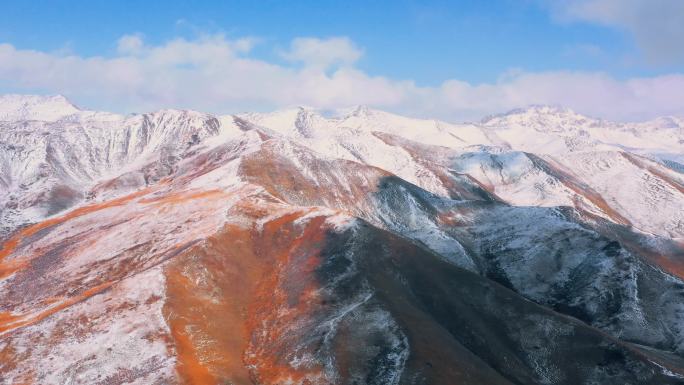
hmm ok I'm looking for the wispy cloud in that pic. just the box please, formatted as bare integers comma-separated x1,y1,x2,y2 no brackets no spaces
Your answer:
0,34,682,121
547,0,684,65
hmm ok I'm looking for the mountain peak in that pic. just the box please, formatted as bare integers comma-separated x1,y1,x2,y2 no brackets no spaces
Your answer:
347,104,371,117
324,104,374,119
481,104,597,133
482,104,583,122
0,93,81,121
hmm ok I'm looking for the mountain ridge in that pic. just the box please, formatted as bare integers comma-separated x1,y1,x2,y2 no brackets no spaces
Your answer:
1,94,684,384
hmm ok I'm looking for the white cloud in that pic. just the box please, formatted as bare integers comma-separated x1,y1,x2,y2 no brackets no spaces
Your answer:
0,34,683,121
434,71,684,121
280,37,363,69
548,0,684,64
116,34,145,55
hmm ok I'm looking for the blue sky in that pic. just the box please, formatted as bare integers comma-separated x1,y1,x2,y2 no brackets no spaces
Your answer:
0,0,683,121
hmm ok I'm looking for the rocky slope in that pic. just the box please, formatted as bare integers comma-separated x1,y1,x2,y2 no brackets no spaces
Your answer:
1,95,683,384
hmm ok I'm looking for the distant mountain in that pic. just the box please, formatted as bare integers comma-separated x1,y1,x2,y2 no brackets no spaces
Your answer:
1,95,683,384
0,94,81,121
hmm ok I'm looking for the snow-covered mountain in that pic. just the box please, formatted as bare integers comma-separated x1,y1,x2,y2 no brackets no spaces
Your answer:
1,95,684,384
237,104,684,238
0,94,81,122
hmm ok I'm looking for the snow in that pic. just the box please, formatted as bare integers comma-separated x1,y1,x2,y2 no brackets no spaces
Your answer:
2,266,175,385
3,93,681,260
0,94,81,122
481,105,684,163
2,94,684,383
556,151,684,238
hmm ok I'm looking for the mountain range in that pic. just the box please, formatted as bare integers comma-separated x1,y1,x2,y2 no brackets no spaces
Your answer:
1,94,683,384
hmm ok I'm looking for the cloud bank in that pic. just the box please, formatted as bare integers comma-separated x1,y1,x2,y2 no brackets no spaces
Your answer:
0,34,683,122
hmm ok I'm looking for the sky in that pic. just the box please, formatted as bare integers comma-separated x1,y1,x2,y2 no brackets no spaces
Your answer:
0,0,683,121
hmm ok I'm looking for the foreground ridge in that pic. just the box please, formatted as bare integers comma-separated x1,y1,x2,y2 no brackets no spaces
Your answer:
1,95,684,384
